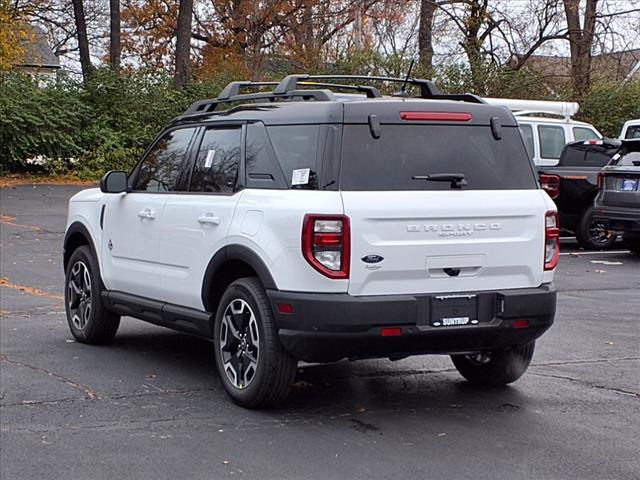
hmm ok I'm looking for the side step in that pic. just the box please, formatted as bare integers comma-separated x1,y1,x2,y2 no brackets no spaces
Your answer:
102,291,213,338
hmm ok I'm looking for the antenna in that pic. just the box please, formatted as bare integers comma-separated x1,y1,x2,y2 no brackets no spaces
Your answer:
396,58,415,97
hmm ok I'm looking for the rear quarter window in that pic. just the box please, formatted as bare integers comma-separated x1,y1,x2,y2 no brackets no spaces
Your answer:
340,125,537,191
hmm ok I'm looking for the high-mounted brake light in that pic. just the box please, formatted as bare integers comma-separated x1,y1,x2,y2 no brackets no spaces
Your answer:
302,215,350,279
583,139,603,145
544,211,560,271
539,174,560,199
400,112,472,122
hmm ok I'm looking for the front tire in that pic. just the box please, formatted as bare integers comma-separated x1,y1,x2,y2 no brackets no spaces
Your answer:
451,341,535,386
576,205,615,250
213,277,297,408
65,246,120,344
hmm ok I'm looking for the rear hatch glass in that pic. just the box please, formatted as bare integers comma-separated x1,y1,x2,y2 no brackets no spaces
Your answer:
340,125,537,190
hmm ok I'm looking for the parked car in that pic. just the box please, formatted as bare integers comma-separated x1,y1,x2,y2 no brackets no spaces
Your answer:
485,98,602,166
63,75,558,408
619,119,640,139
594,139,640,255
539,139,621,249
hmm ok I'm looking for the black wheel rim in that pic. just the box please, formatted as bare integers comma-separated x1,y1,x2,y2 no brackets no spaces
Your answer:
588,221,613,246
219,299,260,389
68,261,92,330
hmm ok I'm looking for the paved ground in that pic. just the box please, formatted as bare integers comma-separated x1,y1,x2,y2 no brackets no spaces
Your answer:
1,184,638,480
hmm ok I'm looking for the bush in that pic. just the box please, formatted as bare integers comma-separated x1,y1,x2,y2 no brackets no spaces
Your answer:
575,80,640,137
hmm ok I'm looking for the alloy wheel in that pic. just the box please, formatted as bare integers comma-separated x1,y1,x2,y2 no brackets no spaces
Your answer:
68,261,92,330
219,299,260,389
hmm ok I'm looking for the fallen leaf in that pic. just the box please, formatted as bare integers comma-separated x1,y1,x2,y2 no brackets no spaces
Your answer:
223,460,231,465
146,374,157,380
438,432,446,437
606,341,614,346
594,269,607,274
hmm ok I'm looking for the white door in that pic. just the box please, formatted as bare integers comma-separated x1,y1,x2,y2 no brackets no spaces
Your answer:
157,126,244,309
101,127,197,300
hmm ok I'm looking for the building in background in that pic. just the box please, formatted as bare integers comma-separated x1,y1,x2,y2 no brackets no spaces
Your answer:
15,26,60,79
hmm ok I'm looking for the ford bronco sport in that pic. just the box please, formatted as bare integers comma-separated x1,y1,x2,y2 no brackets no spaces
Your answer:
63,75,558,408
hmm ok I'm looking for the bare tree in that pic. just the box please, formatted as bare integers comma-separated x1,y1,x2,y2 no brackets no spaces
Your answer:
109,0,121,73
71,0,92,81
418,0,437,74
563,0,597,97
175,0,193,89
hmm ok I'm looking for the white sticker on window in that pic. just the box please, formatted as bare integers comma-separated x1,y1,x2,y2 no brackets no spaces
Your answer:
204,150,216,168
291,168,310,186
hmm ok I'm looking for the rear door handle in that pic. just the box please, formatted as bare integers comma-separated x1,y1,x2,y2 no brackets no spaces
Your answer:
137,209,156,220
198,213,221,225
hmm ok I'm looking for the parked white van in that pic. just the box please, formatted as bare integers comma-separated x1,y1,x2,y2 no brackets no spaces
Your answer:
485,98,602,166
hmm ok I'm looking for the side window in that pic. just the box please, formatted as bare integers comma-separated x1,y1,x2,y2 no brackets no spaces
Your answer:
538,125,566,159
245,123,287,189
625,125,640,139
189,128,241,193
266,125,320,187
518,124,535,159
134,128,196,192
573,127,599,142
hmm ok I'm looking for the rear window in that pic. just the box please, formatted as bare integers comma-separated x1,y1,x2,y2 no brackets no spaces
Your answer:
610,142,640,166
561,145,616,167
340,125,537,191
624,125,640,139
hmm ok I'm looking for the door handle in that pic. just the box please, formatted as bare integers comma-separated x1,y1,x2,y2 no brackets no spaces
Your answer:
198,213,221,225
137,209,156,220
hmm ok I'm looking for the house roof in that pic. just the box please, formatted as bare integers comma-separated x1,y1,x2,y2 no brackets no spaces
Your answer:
525,49,640,83
17,26,60,69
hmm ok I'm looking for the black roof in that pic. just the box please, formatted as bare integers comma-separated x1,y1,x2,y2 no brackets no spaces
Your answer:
172,75,517,128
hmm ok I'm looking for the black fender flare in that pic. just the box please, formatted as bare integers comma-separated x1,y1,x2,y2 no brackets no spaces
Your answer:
201,245,277,311
63,222,99,272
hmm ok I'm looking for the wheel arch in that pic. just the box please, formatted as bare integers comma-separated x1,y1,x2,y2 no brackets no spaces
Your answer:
63,222,99,272
201,245,277,314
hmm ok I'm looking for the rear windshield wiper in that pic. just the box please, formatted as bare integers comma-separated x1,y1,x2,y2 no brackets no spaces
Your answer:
412,173,468,189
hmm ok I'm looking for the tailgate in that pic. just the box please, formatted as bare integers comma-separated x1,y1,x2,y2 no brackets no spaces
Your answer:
342,190,548,296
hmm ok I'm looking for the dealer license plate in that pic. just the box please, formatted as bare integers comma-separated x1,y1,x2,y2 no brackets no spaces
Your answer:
431,294,479,327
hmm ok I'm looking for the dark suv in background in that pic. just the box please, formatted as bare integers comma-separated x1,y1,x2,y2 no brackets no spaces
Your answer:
594,139,640,255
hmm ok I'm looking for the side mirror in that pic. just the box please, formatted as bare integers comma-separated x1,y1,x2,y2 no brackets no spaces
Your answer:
100,171,128,194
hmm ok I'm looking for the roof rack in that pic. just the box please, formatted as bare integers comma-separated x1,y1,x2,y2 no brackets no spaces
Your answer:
181,74,485,117
274,74,485,104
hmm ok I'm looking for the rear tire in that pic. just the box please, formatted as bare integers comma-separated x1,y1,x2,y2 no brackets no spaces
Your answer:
213,277,297,408
576,205,615,250
65,246,120,344
451,341,535,386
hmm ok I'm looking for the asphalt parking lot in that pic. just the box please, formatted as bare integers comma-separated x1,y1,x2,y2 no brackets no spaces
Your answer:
1,184,639,480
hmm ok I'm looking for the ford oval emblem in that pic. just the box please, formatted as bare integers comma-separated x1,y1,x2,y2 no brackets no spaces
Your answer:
361,254,384,264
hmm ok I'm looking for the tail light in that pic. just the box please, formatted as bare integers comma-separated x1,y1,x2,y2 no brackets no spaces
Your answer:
544,211,560,270
302,215,350,279
539,174,560,199
596,172,604,189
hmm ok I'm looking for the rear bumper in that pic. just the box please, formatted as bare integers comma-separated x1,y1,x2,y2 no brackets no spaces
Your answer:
593,205,640,234
267,284,556,362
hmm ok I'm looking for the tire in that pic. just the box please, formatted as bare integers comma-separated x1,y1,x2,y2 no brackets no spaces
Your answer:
213,277,297,408
64,246,120,344
576,205,616,250
450,341,535,387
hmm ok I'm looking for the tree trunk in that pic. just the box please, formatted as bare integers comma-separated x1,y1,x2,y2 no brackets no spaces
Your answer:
109,0,121,74
174,0,194,89
418,0,437,76
71,0,91,81
353,0,362,50
563,0,598,97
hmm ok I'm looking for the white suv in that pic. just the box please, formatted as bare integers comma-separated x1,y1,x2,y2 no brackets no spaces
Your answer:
63,75,558,408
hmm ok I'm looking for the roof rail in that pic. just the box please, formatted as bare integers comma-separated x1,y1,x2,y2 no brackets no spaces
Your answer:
273,74,485,104
181,74,486,117
182,89,336,116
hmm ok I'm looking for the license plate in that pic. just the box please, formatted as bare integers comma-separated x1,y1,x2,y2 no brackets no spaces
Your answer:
431,295,478,327
620,178,639,191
